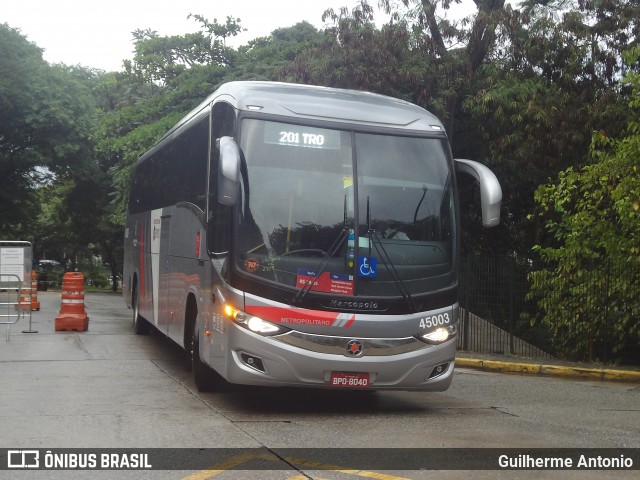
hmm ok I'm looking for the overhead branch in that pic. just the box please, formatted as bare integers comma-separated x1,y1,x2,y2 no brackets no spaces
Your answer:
468,0,506,70
421,0,449,58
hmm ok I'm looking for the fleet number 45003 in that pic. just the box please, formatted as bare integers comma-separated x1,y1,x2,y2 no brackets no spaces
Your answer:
419,313,451,329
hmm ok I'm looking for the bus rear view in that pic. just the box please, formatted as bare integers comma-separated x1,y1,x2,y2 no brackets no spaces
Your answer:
123,82,501,392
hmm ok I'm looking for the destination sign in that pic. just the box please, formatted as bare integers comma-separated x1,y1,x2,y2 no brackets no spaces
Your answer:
264,122,341,149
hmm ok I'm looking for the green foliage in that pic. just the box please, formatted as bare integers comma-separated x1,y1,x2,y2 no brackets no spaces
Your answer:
461,1,638,254
126,15,244,86
286,1,507,125
0,25,96,237
528,47,640,360
238,22,324,81
286,17,425,103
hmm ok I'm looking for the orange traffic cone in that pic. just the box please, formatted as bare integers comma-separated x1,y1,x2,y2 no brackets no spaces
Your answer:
31,270,40,311
55,272,89,331
15,284,31,311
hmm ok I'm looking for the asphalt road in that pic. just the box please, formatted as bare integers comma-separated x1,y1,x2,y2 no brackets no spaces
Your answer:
0,291,638,479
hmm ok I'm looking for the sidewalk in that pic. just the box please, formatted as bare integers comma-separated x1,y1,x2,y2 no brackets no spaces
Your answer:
456,351,640,383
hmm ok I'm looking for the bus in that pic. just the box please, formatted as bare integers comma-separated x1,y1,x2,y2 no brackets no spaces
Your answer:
123,81,501,392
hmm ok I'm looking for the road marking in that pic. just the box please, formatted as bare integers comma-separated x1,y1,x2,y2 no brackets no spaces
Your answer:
180,452,411,480
287,476,329,480
284,456,409,480
180,453,267,479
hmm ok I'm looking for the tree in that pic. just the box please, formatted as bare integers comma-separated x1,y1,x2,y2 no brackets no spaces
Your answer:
125,15,245,87
238,22,325,81
0,25,95,238
286,1,507,130
462,0,640,254
528,47,640,361
23,65,128,289
0,26,123,284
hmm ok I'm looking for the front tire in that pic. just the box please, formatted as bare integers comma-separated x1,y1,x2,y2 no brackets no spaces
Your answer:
191,322,222,392
132,286,149,335
186,296,222,392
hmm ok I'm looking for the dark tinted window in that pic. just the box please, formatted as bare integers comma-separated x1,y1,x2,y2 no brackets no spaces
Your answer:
129,116,209,213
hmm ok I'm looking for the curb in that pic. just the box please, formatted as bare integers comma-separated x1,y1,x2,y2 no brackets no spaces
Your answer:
455,358,640,383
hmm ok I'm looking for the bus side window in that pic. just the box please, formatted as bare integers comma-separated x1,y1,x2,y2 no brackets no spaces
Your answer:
208,101,236,256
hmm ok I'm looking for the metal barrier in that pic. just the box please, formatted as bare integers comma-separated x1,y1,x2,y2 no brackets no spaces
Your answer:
0,274,27,341
0,241,35,340
458,307,553,359
458,255,640,364
458,256,554,359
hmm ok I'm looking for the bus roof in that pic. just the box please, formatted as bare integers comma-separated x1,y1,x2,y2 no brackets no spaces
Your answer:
222,81,443,129
146,82,447,161
175,81,445,137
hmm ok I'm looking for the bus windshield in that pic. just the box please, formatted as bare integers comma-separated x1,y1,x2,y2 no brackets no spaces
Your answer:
236,118,456,298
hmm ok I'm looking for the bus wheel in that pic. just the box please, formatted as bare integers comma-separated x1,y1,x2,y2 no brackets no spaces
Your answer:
191,325,219,392
132,286,149,335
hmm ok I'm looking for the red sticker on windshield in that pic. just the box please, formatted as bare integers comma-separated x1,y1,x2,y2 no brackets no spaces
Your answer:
245,257,260,272
296,269,354,295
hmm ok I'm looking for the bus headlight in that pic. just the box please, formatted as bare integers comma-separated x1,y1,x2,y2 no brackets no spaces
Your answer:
246,316,282,335
224,304,288,336
418,325,457,344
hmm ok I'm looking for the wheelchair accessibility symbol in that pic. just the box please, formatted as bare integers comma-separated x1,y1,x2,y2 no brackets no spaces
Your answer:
358,256,377,278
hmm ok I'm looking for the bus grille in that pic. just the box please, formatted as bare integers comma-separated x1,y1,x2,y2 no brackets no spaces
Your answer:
274,331,429,356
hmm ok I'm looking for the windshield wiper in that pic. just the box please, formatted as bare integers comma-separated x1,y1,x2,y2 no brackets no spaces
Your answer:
413,185,428,225
293,195,349,305
366,196,418,313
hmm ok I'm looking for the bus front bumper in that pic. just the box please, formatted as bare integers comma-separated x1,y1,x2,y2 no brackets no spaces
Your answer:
217,322,456,391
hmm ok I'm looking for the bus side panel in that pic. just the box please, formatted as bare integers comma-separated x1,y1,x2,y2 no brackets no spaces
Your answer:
157,209,174,336
123,210,156,325
124,212,140,310
123,215,136,309
165,203,208,348
148,209,162,327
202,274,244,378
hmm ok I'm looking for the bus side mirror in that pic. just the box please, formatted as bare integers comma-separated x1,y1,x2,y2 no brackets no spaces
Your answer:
454,159,502,227
217,136,240,206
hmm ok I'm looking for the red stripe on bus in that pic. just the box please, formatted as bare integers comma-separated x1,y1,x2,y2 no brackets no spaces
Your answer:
244,306,355,328
139,223,145,304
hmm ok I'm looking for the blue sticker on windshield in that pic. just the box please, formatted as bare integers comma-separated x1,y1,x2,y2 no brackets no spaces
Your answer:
358,256,377,278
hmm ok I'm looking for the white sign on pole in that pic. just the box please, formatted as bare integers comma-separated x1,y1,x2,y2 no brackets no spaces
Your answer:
1,247,25,282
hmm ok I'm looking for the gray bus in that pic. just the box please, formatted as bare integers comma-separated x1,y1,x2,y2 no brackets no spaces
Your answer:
123,81,501,391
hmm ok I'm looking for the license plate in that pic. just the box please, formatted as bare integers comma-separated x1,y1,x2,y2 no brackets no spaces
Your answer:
330,372,370,388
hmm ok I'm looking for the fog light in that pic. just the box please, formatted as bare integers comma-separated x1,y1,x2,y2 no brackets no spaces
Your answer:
240,352,266,373
428,362,450,379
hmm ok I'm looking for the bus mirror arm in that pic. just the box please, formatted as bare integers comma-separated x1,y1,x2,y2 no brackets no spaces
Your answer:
217,136,241,206
454,159,502,228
